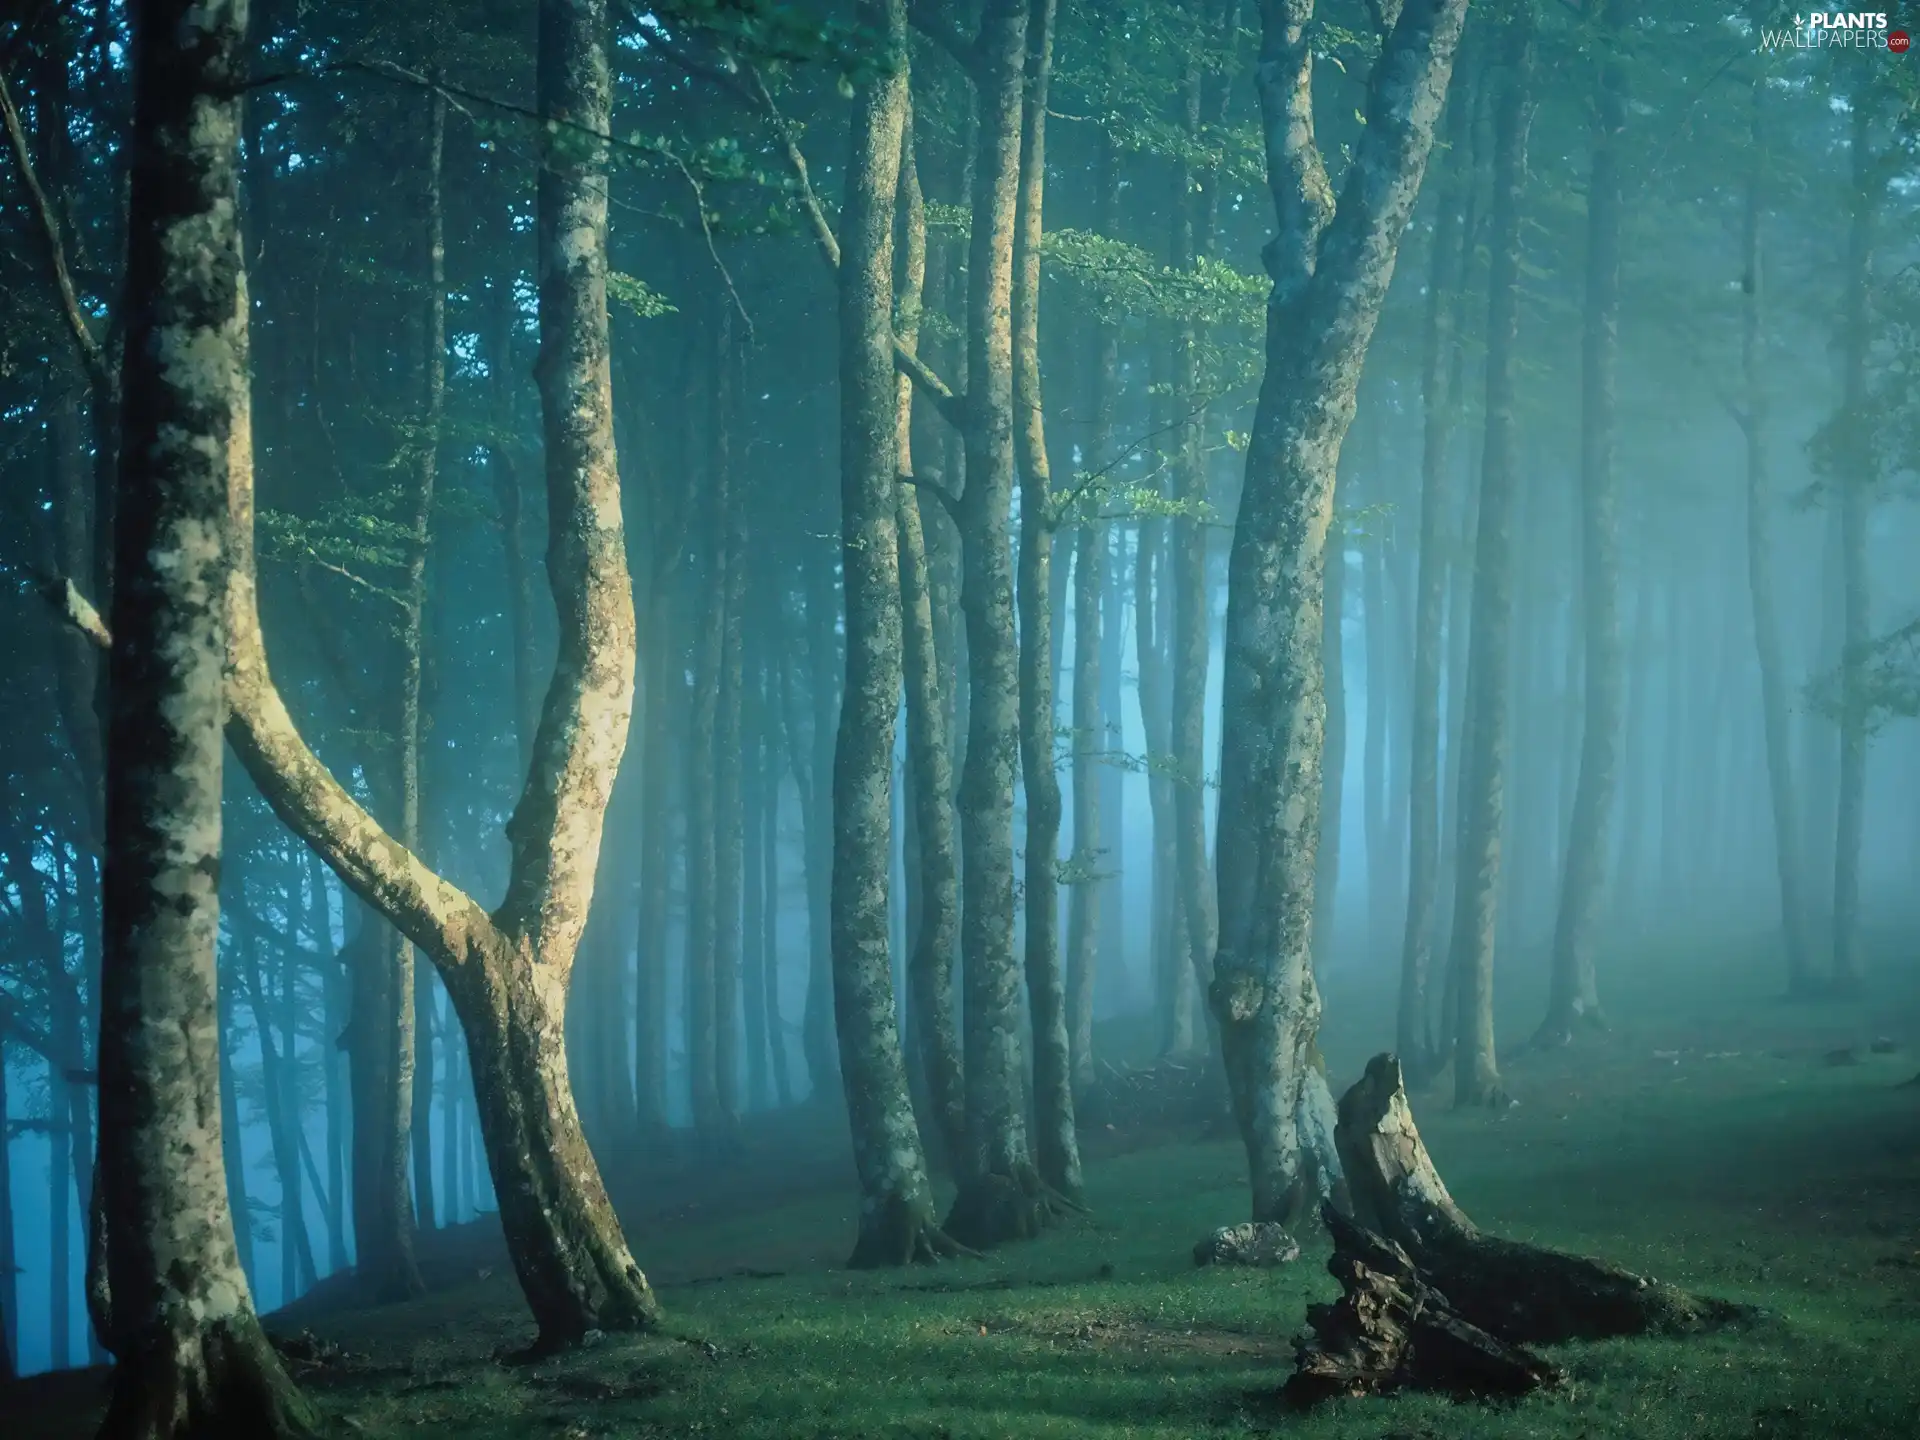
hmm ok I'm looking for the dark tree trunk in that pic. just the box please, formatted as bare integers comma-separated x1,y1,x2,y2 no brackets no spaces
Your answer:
1211,0,1468,1226
95,0,319,1426
714,307,746,1140
1447,5,1534,1110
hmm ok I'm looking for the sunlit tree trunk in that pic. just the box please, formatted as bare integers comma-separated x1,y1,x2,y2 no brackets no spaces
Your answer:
224,0,661,1349
1212,0,1468,1226
1447,3,1534,1109
94,2,318,1426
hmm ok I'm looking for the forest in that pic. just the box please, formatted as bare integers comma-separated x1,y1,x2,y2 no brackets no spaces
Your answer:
1,0,1918,1435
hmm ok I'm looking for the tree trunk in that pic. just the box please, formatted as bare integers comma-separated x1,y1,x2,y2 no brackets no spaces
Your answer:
1830,96,1876,997
1446,4,1534,1110
895,134,967,1170
1211,0,1468,1227
742,631,772,1113
831,9,963,1263
714,308,746,1140
1067,129,1118,1092
1313,539,1348,970
1396,72,1469,1068
634,607,677,1138
223,0,661,1350
1011,0,1082,1205
1137,488,1188,1055
1736,74,1814,997
799,558,841,1100
95,0,319,1424
0,1034,15,1380
945,0,1063,1249
1539,0,1625,1046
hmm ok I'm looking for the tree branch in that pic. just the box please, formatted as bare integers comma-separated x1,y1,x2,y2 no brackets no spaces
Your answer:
0,66,114,398
909,0,981,77
898,471,961,527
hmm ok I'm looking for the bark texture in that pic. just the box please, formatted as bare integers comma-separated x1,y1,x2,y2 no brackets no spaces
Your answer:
1210,0,1467,1226
832,0,960,1267
95,2,319,1430
223,0,660,1349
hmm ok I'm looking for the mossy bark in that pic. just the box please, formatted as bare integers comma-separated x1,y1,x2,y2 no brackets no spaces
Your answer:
833,0,960,1267
1211,0,1467,1225
96,3,319,1430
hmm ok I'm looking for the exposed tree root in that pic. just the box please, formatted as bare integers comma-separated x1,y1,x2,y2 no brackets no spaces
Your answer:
848,1192,981,1268
1286,1206,1564,1406
942,1162,1079,1248
98,1317,326,1440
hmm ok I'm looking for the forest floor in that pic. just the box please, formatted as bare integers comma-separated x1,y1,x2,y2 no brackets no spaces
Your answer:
11,930,1920,1438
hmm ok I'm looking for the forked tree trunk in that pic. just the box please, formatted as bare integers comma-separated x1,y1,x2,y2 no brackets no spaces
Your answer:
222,0,661,1351
1011,0,1082,1205
1211,0,1468,1228
1447,4,1534,1109
95,1,319,1428
831,7,962,1264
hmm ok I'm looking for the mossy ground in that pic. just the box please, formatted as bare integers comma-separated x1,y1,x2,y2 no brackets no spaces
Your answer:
13,932,1920,1438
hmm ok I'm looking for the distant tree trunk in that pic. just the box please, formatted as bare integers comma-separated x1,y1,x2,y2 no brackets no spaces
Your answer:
1736,74,1813,997
634,605,677,1138
1830,96,1877,997
895,133,967,1169
1313,538,1348,971
1447,4,1534,1109
760,669,794,1108
799,557,841,1100
1137,496,1187,1054
1361,540,1392,956
225,0,661,1349
945,0,1065,1248
489,275,539,779
1098,527,1127,1018
831,5,961,1264
217,975,254,1283
1539,0,1625,1046
714,308,746,1139
94,1,318,1426
238,933,316,1303
1212,0,1469,1226
1011,0,1081,1205
742,631,772,1113
1067,128,1118,1093
0,1036,15,1380
312,855,347,1276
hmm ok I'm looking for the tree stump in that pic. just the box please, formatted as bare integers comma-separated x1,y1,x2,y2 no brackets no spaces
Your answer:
1286,1207,1563,1405
1335,1053,1753,1345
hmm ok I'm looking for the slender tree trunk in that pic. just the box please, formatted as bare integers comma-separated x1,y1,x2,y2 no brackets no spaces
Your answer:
0,1034,16,1380
217,974,254,1284
1212,0,1469,1225
634,607,676,1138
831,6,962,1263
1313,540,1348,970
1447,4,1534,1109
1539,0,1625,1045
1066,129,1118,1092
945,0,1064,1248
312,856,347,1276
490,276,539,779
1011,0,1082,1204
742,631,771,1113
95,1,318,1424
714,308,746,1139
1830,97,1876,997
1137,492,1187,1054
1737,75,1813,996
761,670,794,1108
799,559,841,1100
895,135,967,1169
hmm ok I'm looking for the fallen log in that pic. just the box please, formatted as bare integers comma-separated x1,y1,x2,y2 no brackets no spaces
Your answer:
1285,1206,1563,1406
1334,1052,1753,1345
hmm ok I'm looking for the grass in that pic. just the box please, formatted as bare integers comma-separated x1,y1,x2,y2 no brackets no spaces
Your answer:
14,933,1920,1437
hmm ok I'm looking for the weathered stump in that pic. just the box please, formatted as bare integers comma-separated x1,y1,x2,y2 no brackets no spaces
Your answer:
1335,1053,1753,1345
1193,1222,1301,1269
1286,1207,1563,1405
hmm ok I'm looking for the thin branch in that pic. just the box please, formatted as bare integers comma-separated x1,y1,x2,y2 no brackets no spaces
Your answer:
898,471,961,527
0,67,113,397
32,571,111,650
1048,395,1217,526
893,340,966,431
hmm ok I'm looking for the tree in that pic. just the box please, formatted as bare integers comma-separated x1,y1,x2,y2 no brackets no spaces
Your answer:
1448,0,1535,1109
92,0,319,1431
1210,0,1470,1227
221,0,662,1349
1539,0,1627,1046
